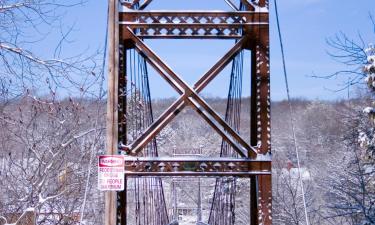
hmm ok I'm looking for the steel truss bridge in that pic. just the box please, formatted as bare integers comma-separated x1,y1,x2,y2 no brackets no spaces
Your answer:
106,0,271,224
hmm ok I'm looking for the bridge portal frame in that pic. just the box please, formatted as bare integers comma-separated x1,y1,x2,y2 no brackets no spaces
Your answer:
106,1,272,225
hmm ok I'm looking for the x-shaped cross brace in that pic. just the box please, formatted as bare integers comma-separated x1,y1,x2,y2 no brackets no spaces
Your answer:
121,27,257,158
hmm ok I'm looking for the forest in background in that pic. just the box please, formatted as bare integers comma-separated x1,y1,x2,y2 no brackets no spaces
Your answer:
1,96,374,225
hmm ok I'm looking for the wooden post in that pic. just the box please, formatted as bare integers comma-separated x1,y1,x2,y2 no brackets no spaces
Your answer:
105,0,119,224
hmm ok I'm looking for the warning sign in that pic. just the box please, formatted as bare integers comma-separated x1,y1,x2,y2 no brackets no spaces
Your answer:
98,155,125,191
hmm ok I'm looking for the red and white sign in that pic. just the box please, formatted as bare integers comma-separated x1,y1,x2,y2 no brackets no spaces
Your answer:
98,155,125,191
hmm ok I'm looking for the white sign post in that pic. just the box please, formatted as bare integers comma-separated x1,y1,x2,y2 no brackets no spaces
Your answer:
98,155,125,191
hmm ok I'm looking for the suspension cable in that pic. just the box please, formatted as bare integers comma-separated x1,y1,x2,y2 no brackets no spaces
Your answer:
79,2,110,224
208,2,245,224
126,4,169,224
273,0,310,224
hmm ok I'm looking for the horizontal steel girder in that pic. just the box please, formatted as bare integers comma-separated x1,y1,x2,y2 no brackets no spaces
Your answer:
124,157,271,177
119,11,268,39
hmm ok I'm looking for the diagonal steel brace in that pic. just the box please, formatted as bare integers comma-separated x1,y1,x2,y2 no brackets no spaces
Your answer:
123,28,257,158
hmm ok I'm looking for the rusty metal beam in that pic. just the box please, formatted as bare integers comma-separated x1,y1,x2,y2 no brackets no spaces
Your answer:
126,35,244,40
250,25,270,154
249,4,271,225
258,175,272,224
119,11,268,19
120,24,268,40
121,23,264,27
124,157,271,177
119,11,268,39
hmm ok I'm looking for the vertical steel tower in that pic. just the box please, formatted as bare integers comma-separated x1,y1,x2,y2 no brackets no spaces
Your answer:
106,0,271,224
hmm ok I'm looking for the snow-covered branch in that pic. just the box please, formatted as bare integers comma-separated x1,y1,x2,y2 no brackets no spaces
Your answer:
0,2,27,12
61,128,97,148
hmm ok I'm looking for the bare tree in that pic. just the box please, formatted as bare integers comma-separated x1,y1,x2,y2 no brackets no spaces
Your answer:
314,16,374,88
0,94,105,224
272,153,321,225
316,20,375,224
0,0,106,224
321,108,375,225
0,0,102,97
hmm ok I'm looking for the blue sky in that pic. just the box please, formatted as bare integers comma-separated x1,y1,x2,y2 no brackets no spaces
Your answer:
46,0,375,100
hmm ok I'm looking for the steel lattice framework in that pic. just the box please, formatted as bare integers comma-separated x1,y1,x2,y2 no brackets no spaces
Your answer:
106,0,271,224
